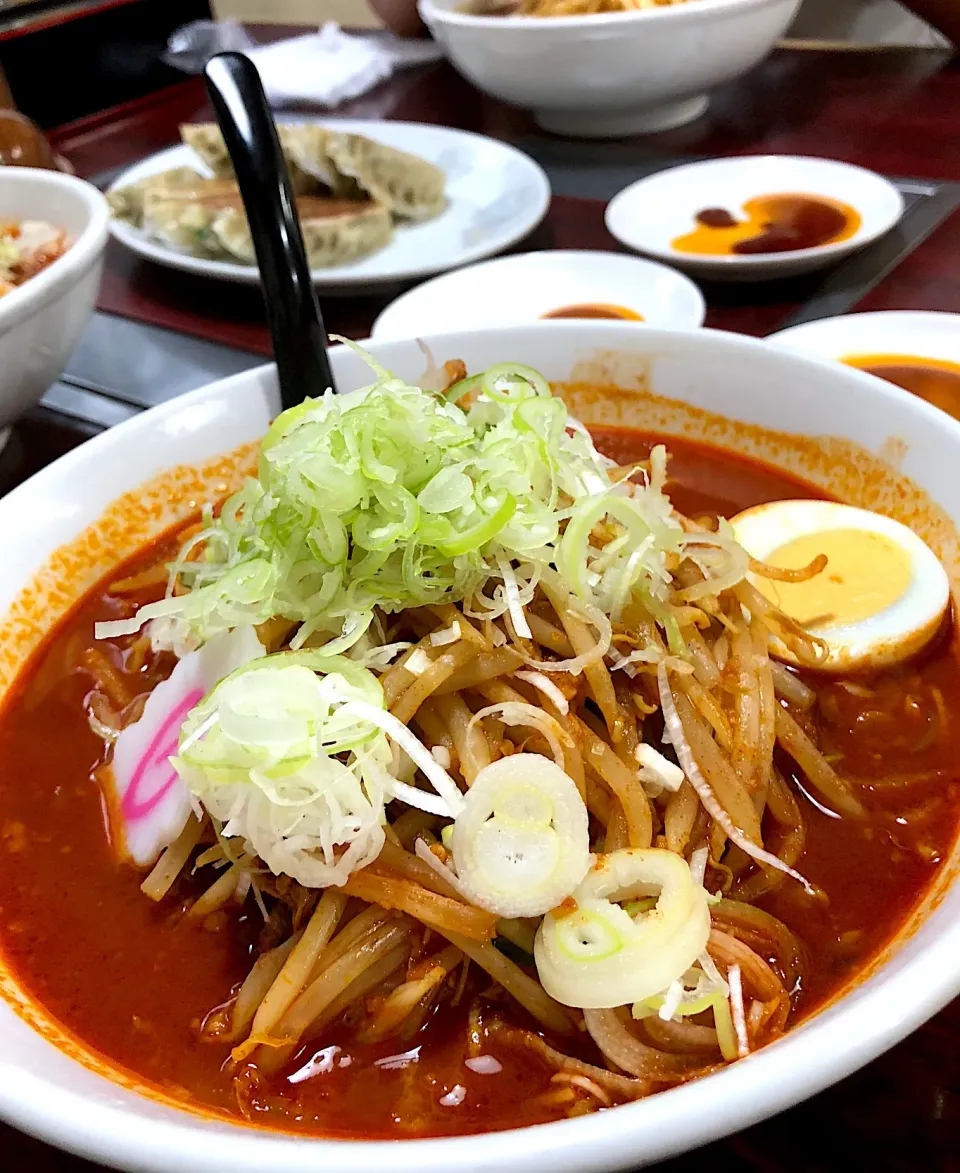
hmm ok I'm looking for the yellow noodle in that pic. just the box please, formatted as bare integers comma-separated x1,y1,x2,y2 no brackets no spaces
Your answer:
230,933,301,1040
433,691,490,784
188,863,241,919
390,641,476,724
256,919,414,1068
674,692,762,846
141,816,204,901
357,945,462,1044
774,706,863,816
433,648,525,695
441,931,577,1037
542,579,620,740
664,778,699,855
249,890,347,1041
572,715,653,847
343,867,496,941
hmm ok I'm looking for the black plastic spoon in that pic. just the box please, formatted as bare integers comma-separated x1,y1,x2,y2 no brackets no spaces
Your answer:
204,51,337,408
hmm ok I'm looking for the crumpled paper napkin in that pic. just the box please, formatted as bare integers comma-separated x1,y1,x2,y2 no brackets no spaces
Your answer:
165,21,442,107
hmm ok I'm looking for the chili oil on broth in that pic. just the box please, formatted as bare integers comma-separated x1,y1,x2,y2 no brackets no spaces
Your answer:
0,381,959,1137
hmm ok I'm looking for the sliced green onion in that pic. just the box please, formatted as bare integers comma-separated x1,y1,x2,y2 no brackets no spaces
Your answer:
450,754,591,919
534,848,711,1009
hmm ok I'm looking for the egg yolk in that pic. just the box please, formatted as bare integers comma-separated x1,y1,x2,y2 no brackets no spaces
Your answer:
756,528,912,629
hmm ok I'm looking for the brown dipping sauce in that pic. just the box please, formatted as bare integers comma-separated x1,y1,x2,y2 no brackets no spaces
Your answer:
843,353,960,420
672,193,861,257
541,303,643,321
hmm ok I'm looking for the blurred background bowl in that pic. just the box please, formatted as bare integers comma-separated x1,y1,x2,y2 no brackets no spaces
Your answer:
418,0,802,138
0,168,109,448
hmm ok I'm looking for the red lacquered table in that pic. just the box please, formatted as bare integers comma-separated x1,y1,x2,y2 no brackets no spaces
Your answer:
6,44,960,1172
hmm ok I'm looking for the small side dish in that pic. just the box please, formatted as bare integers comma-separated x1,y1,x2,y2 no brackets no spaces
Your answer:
109,122,447,269
0,219,68,296
843,354,960,419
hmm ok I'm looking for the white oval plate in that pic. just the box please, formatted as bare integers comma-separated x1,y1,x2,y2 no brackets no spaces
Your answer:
107,120,551,291
371,249,706,339
605,156,904,282
769,311,960,365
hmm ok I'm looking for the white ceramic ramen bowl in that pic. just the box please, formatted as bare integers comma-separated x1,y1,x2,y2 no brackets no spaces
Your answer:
0,168,109,447
418,0,801,138
0,323,958,1173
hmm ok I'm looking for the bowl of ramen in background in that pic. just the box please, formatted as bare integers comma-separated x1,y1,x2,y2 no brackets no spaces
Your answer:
418,0,802,138
0,322,959,1172
0,167,109,449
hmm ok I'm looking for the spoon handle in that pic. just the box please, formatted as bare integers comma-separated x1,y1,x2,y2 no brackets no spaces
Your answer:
204,51,336,408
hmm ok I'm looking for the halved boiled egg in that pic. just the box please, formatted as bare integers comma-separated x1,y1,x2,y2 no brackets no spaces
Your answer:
731,500,950,673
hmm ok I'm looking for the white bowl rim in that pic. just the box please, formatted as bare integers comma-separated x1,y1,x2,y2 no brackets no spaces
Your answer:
0,324,958,1173
604,155,905,268
0,168,110,332
769,309,960,350
421,0,787,30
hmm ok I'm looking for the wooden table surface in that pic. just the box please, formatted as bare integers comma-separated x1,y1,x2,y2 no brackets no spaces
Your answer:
7,42,960,1172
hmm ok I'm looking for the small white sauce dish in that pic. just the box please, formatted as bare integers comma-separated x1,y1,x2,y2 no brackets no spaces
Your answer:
768,311,960,366
605,156,904,282
371,250,706,340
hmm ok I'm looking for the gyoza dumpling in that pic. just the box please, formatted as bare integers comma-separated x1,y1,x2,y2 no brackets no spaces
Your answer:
319,131,446,223
179,123,328,195
211,196,393,268
141,179,245,258
108,167,208,228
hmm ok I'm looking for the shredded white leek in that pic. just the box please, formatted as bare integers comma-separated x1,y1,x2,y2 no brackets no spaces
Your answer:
515,670,570,716
728,963,750,1058
174,650,461,888
466,702,570,769
98,354,742,663
657,660,815,894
